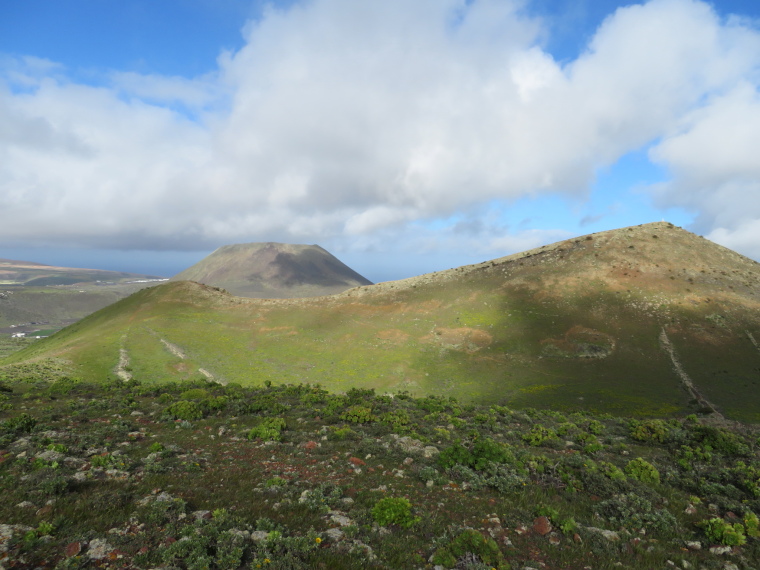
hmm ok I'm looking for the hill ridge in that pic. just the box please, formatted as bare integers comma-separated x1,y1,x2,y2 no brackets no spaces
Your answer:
6,221,760,421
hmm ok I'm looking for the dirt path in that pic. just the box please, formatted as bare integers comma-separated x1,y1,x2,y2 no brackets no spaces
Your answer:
160,339,187,360
158,337,225,385
143,328,224,384
115,347,132,382
747,331,760,355
659,328,723,418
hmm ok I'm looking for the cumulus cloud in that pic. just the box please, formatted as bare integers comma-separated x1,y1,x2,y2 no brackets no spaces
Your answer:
649,83,760,257
1,0,759,260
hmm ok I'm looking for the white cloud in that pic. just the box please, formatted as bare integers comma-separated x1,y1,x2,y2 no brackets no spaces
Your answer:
649,83,760,257
1,0,759,260
109,71,222,110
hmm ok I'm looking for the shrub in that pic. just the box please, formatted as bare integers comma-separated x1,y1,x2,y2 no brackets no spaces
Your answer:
416,396,447,414
265,476,287,488
597,461,626,481
380,410,410,430
157,393,173,404
470,438,514,470
744,512,760,538
701,517,746,546
179,388,209,400
522,424,559,447
693,426,750,457
438,438,514,471
372,497,419,528
247,417,286,442
90,454,113,468
625,457,660,485
330,426,357,440
431,529,505,568
418,466,445,485
2,413,37,434
597,493,677,534
164,400,204,421
587,419,605,435
298,484,343,513
629,419,670,443
204,396,228,412
438,443,472,470
340,406,375,424
556,422,578,436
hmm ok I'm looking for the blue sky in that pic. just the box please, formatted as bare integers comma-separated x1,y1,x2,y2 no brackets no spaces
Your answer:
1,0,760,282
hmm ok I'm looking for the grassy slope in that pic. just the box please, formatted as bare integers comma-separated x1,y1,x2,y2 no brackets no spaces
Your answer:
5,222,760,421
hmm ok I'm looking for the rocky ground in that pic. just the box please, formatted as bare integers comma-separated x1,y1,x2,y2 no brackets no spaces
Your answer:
0,372,759,569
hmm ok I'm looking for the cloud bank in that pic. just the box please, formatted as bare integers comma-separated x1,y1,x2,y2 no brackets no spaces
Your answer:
1,0,760,259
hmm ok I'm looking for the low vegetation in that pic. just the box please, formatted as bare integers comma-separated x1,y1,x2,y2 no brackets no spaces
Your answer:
1,375,760,568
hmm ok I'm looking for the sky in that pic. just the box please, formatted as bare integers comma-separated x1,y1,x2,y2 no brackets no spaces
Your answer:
1,0,760,283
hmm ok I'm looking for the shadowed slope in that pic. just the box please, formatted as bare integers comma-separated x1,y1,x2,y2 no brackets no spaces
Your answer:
6,222,760,420
169,243,372,298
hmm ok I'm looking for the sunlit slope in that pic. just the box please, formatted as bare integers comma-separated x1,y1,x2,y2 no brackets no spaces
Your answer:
6,222,760,420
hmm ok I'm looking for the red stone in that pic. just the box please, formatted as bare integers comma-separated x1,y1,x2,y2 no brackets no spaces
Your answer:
65,541,82,557
532,516,552,536
303,441,318,450
348,457,366,466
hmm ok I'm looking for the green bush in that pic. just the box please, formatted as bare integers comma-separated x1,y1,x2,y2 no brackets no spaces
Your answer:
372,497,419,528
298,484,344,513
90,453,113,468
380,409,410,430
438,443,472,469
625,457,660,485
438,438,514,471
597,461,626,481
522,424,559,447
204,395,228,412
2,413,37,434
179,388,209,400
431,529,505,568
597,493,677,533
157,393,173,404
587,419,605,435
247,417,286,442
340,405,375,424
629,419,670,443
164,400,205,421
556,422,578,436
693,426,750,457
744,512,759,538
701,517,746,546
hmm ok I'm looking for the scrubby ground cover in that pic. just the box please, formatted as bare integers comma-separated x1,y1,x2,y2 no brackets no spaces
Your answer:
1,375,759,569
0,337,32,360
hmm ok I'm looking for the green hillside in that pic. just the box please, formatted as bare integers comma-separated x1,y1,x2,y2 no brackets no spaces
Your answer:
5,222,760,421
